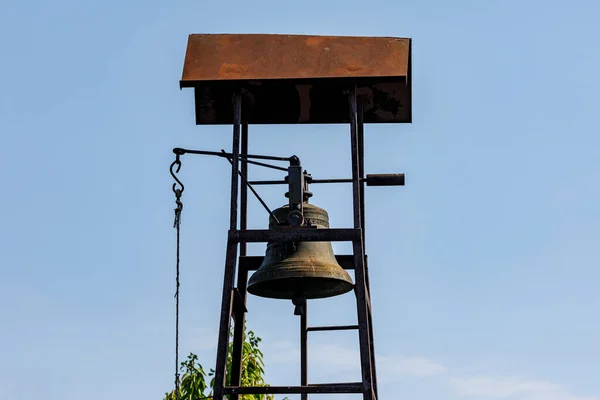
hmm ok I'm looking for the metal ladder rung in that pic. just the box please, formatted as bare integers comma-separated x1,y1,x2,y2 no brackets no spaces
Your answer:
306,324,359,332
224,382,364,394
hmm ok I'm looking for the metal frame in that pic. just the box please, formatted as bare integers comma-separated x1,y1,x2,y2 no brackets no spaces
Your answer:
212,86,377,400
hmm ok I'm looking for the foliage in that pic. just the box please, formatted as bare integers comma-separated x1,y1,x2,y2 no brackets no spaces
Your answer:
164,353,208,400
164,328,286,400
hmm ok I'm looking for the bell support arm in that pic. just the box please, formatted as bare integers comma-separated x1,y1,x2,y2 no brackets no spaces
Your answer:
173,146,316,228
248,174,405,186
173,147,292,162
171,147,300,224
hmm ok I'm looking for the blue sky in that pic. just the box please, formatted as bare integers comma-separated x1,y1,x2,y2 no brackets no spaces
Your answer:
1,0,599,399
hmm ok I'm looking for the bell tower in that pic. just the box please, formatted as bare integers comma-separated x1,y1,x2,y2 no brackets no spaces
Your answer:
178,33,412,400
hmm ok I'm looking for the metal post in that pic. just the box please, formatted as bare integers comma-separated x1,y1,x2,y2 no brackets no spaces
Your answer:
358,97,366,249
365,259,378,399
349,86,374,400
229,94,242,231
357,100,378,399
240,122,249,253
213,92,242,400
356,97,377,397
230,122,249,400
301,302,308,400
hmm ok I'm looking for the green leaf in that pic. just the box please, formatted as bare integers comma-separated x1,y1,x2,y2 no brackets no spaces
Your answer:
164,325,274,400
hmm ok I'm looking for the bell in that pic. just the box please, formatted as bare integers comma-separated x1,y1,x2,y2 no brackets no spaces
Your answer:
247,203,354,300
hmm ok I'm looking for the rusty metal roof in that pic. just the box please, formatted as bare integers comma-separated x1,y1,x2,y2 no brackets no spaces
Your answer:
180,34,412,125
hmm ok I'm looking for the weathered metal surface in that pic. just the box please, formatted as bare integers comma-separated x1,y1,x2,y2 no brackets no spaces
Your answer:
182,34,409,81
247,204,354,300
180,34,412,124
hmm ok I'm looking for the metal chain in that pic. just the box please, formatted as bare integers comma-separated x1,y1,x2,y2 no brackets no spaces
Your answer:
170,155,184,400
174,207,181,400
174,191,183,228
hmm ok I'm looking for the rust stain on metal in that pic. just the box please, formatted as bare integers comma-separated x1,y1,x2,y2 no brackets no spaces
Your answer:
182,34,410,82
219,63,248,78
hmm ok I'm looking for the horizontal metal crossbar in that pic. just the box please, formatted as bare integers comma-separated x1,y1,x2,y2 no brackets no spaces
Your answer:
248,173,405,186
307,325,359,332
229,228,361,243
239,255,358,271
224,382,364,394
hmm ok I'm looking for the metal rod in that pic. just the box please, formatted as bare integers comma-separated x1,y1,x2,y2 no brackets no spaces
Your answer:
229,122,249,400
224,383,364,395
213,92,242,400
244,159,288,172
248,176,407,185
221,150,280,224
301,302,308,400
307,325,359,332
313,178,352,184
349,86,374,400
246,180,286,185
173,147,291,162
249,178,355,185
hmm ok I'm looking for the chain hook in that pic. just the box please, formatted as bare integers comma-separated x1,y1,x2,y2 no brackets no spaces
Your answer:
171,154,184,228
170,154,185,196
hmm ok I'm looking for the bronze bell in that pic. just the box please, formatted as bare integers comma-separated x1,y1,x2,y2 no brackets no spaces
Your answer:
247,203,354,300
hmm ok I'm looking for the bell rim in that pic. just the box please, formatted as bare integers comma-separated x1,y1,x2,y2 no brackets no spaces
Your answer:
247,277,355,300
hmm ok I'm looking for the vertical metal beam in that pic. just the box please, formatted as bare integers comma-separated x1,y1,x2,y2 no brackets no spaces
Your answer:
229,122,249,400
213,240,239,400
229,266,248,400
365,266,378,399
301,303,308,400
349,86,374,400
213,92,242,400
240,122,249,255
358,96,379,399
229,93,242,230
357,97,366,248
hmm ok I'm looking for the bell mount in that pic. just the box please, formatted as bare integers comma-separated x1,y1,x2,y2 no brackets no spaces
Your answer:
177,33,412,400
